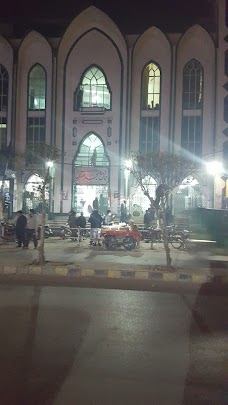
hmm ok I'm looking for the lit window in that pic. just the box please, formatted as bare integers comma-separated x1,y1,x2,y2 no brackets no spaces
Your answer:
74,133,109,167
0,117,7,149
183,60,203,110
28,64,46,111
74,67,111,110
0,65,8,112
141,63,161,110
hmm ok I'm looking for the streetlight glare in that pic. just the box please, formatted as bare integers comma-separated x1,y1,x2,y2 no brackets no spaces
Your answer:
47,161,54,168
125,159,132,169
206,161,224,175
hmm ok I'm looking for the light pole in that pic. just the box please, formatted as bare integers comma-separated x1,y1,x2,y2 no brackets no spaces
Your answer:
47,161,54,220
125,159,132,214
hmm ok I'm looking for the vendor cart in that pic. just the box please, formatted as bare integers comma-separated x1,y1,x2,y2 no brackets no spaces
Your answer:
100,223,142,251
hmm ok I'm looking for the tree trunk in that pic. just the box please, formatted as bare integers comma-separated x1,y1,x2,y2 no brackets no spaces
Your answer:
0,185,4,222
159,200,172,271
38,185,46,265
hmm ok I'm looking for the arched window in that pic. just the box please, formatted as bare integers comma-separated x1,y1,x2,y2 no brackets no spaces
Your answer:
74,133,109,167
0,65,8,112
74,66,111,110
0,65,8,149
183,60,203,109
28,64,46,111
141,62,161,110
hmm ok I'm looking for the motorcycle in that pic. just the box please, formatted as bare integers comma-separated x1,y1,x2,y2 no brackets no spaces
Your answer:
0,222,16,242
60,223,75,239
37,224,54,240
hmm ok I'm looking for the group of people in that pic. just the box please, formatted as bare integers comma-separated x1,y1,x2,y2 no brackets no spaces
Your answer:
144,206,172,228
68,207,114,246
15,209,39,249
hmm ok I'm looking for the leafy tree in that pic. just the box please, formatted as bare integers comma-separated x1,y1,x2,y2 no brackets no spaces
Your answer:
26,143,61,265
130,152,197,270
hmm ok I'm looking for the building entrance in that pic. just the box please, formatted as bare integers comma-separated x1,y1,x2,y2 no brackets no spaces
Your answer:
73,133,110,215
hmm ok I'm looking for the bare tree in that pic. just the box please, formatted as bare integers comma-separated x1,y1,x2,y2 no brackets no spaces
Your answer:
0,143,14,221
26,143,61,265
130,152,197,270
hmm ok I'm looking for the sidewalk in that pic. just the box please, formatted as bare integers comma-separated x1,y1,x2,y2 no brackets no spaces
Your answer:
0,238,214,284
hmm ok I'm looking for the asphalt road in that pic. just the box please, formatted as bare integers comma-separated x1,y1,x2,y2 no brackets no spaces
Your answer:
0,284,227,405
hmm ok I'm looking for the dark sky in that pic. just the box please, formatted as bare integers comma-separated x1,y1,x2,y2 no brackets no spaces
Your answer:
0,0,217,36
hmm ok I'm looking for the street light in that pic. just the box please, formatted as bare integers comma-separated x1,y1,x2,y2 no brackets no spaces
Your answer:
125,159,132,170
47,161,54,168
206,161,224,176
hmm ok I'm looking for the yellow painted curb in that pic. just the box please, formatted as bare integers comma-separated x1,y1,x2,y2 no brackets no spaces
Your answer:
108,270,121,278
55,267,68,276
192,274,207,283
4,266,16,274
163,272,178,281
81,269,95,277
135,271,149,279
29,267,42,275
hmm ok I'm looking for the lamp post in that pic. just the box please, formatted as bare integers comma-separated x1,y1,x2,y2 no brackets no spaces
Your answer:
47,161,54,220
125,159,132,214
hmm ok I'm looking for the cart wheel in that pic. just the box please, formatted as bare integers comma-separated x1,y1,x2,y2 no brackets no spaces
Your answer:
123,237,136,251
104,235,117,250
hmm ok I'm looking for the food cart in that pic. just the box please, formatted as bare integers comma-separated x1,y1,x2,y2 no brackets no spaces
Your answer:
100,222,142,251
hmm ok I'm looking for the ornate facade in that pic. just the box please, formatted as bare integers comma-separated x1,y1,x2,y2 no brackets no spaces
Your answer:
0,2,227,219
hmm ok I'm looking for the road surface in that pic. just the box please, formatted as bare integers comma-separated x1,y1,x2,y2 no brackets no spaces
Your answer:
0,284,227,405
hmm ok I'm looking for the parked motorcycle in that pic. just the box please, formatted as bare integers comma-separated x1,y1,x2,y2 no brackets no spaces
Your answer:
0,222,16,242
60,223,74,239
37,224,54,240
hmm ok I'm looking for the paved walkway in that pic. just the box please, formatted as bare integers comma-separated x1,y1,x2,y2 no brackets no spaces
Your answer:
0,238,211,276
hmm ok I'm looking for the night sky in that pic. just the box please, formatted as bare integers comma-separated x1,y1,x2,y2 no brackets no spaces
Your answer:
0,0,218,36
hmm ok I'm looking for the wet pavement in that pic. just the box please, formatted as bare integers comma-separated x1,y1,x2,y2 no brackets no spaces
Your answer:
0,284,227,404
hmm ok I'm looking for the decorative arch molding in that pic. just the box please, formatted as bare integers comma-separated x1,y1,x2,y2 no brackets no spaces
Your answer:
18,30,52,59
133,26,171,59
177,24,215,57
58,6,127,63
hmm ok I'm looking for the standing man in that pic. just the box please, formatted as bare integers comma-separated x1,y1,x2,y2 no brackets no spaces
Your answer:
25,209,38,249
88,209,103,246
15,210,27,248
93,197,99,211
120,200,127,222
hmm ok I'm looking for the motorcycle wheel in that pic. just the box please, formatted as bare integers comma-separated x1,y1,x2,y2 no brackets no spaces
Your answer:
123,237,136,251
171,234,183,249
104,235,117,250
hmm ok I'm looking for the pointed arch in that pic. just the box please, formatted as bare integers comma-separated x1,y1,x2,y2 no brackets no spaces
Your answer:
141,61,161,111
183,59,203,110
0,64,8,149
74,65,111,110
0,64,8,112
74,132,109,167
28,63,47,111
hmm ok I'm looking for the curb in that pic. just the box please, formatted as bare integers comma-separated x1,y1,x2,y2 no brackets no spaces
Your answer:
0,264,213,284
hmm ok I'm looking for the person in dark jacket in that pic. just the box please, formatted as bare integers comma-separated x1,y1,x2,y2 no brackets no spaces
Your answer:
68,210,77,238
15,210,27,247
88,209,103,246
76,212,86,237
